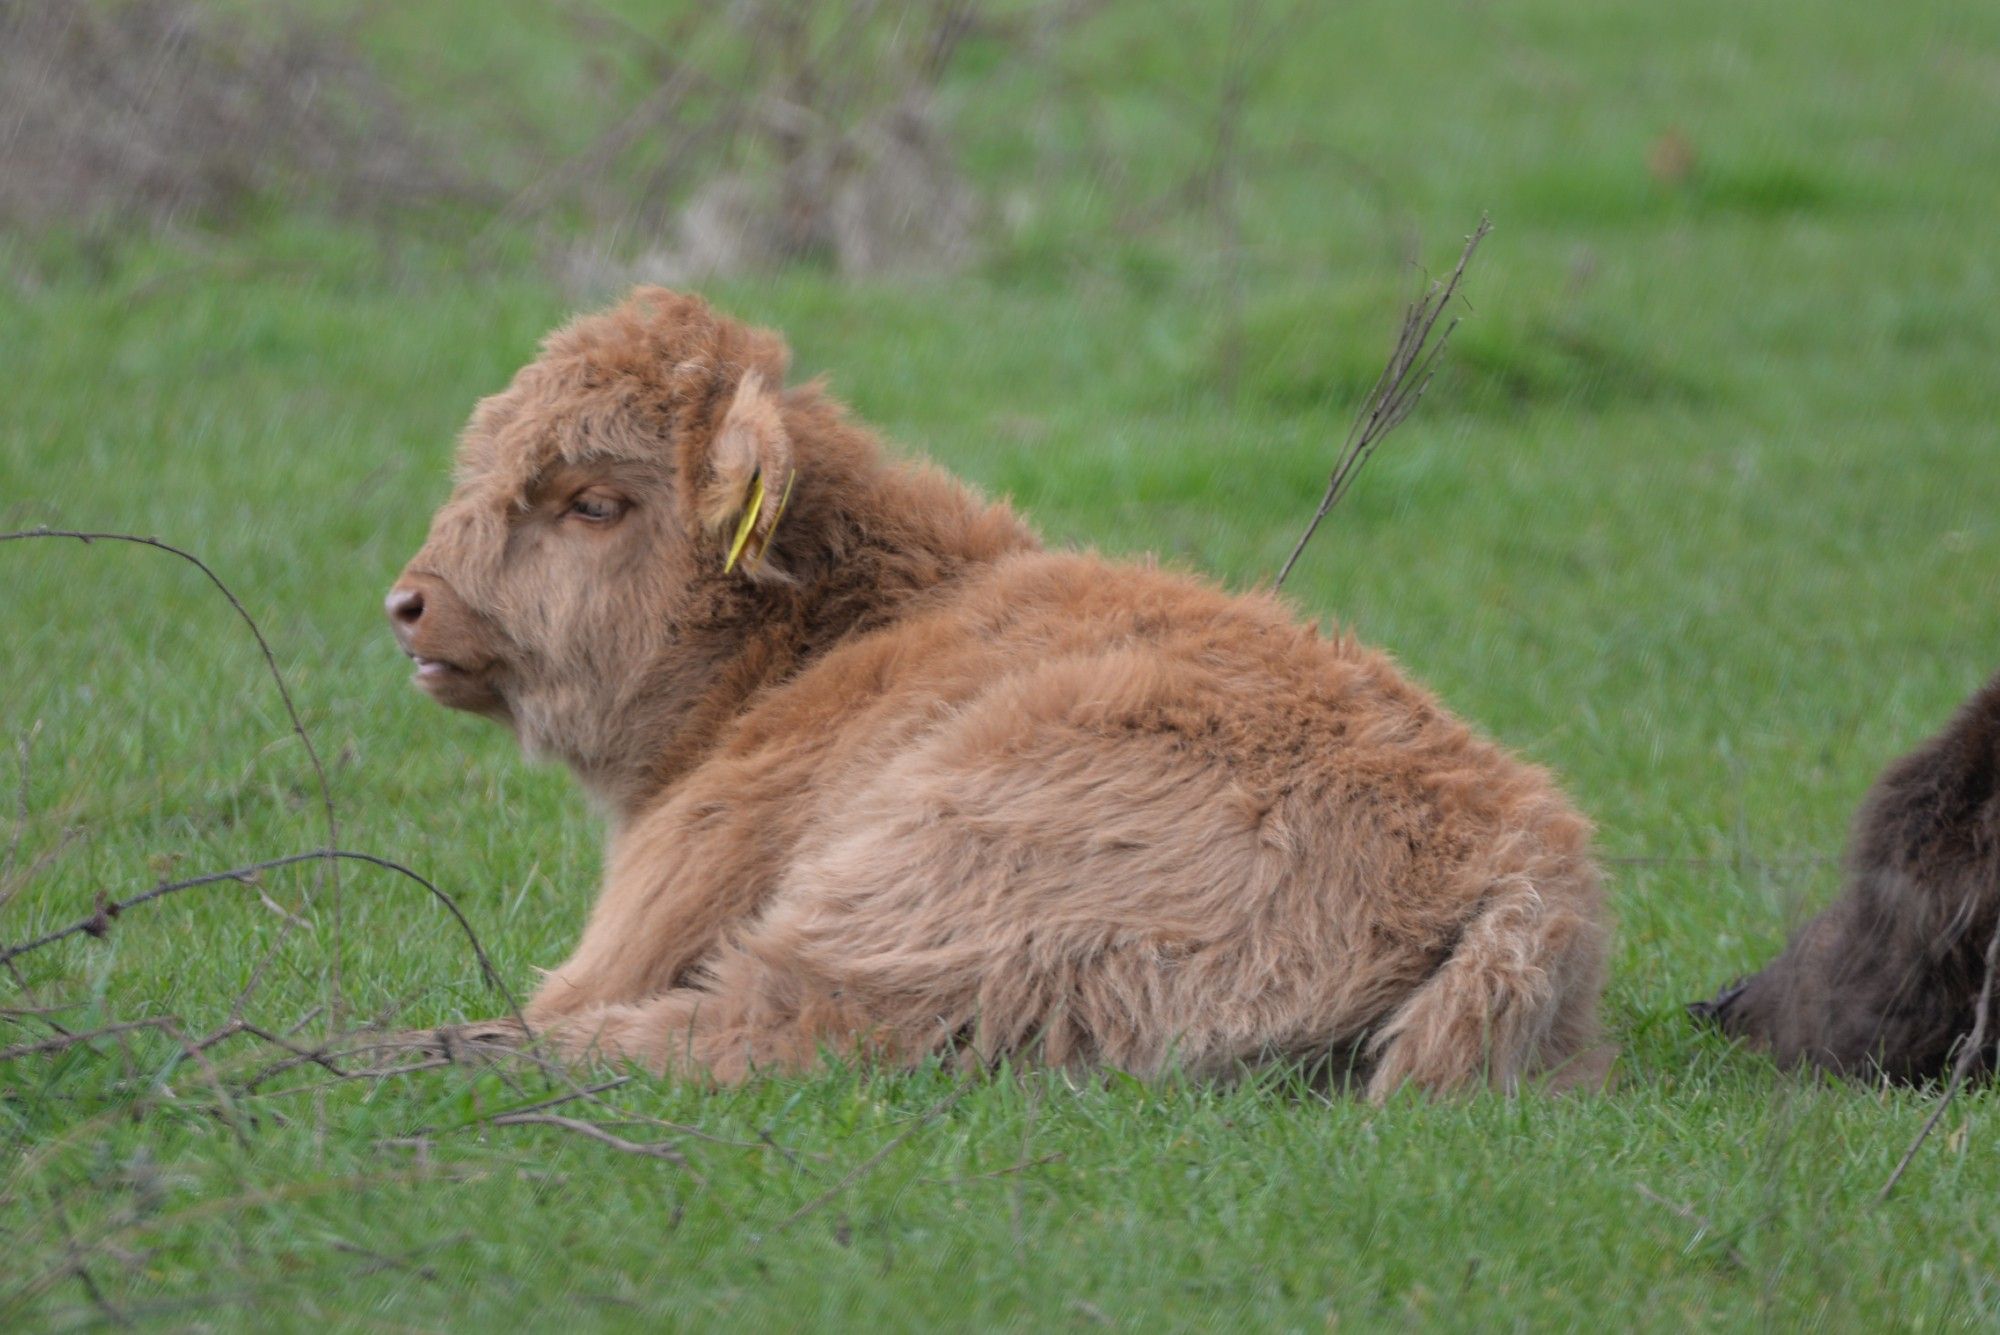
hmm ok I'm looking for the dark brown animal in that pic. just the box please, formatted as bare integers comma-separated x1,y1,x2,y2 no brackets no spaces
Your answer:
385,287,1612,1099
1691,669,2000,1081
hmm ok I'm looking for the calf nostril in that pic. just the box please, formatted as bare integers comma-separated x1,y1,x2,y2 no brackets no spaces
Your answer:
385,587,425,626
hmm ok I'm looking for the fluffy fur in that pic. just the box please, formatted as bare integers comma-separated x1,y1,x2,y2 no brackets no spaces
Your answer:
1691,669,2000,1082
386,287,1612,1099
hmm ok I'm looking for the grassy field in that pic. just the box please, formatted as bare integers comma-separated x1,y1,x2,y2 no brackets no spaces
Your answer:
5,0,2000,1326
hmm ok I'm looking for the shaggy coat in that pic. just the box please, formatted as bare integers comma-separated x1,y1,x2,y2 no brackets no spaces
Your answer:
1692,669,2000,1082
387,288,1611,1100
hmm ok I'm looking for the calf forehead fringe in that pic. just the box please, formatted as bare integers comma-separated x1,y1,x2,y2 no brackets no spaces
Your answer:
454,287,791,495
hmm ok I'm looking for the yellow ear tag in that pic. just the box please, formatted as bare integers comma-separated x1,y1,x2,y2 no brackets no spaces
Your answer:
748,469,797,568
723,470,767,574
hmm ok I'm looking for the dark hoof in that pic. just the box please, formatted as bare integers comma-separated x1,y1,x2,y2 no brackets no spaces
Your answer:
1687,978,1748,1029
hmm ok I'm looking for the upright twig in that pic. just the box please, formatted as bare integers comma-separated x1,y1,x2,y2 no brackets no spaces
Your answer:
1271,215,1490,592
1186,0,1306,398
484,1114,700,1176
1877,912,2000,1202
2,724,37,889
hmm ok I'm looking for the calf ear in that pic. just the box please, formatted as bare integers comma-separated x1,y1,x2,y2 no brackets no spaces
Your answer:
699,372,796,579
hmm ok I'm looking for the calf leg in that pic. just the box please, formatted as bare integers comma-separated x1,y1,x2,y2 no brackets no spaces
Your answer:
527,941,954,1081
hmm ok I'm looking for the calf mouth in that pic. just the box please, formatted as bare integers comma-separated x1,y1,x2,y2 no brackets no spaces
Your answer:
404,649,506,714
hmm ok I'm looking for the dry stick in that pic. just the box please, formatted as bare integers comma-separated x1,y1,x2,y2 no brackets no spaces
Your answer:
2,1165,492,1321
1877,912,2000,1202
47,1196,127,1329
0,850,526,1034
430,1076,632,1133
260,1059,456,1094
555,1085,828,1159
1,724,37,890
1634,1182,1748,1270
0,829,81,919
224,994,438,1089
923,1151,1064,1187
0,1011,254,1156
1271,216,1491,592
152,1018,255,1152
485,1113,701,1178
0,1018,184,1064
0,529,344,1010
768,1081,973,1235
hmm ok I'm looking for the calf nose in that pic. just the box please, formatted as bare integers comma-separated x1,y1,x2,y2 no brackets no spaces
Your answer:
385,585,425,631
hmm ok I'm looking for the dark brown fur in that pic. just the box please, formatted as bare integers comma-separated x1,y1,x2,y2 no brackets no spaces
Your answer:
1691,670,2000,1081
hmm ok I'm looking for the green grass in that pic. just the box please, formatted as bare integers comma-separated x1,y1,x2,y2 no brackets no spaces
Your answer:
5,0,2000,1326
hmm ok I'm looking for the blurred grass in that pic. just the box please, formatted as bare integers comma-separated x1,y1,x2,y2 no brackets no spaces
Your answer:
4,0,2000,1326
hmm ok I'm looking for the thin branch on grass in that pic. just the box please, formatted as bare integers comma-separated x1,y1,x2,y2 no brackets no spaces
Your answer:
756,1125,822,1176
2,723,38,890
0,1000,87,1017
48,1197,128,1328
1634,1182,1748,1271
550,1085,829,1159
1,1165,494,1320
153,1018,254,1150
1877,911,2000,1202
225,995,439,1088
260,1060,455,1095
922,1151,1063,1186
0,849,525,1033
432,1077,631,1132
768,1081,973,1234
0,528,345,1006
0,1018,185,1064
324,1229,469,1284
484,1113,702,1178
1271,215,1491,592
0,829,82,919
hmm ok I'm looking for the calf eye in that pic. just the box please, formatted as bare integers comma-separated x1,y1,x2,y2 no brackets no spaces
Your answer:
566,490,629,525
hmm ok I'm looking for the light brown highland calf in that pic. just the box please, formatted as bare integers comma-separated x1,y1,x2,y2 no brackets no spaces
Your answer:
386,288,1611,1100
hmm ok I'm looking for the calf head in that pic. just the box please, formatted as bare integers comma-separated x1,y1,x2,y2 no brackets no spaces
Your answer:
387,289,802,793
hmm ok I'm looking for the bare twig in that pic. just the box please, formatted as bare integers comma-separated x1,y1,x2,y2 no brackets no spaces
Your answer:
0,1018,184,1064
1271,216,1491,591
1635,1182,1748,1270
484,1113,701,1178
1,723,38,889
1877,912,2000,1202
0,828,82,918
153,1018,254,1150
0,528,344,1006
48,1197,128,1328
1,1166,492,1319
548,1085,829,1159
0,849,523,1032
433,1077,630,1131
923,1151,1063,1186
769,1081,972,1234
